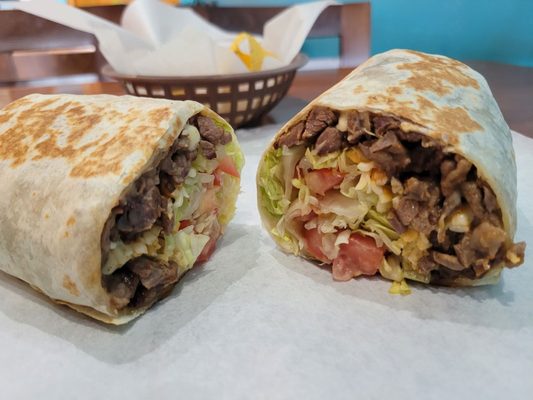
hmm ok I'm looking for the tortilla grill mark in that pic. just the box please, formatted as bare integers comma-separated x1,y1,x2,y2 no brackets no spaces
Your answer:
63,275,80,297
0,101,70,167
0,110,14,124
363,92,481,140
148,108,172,124
67,216,76,226
0,98,174,177
352,84,365,94
397,53,480,96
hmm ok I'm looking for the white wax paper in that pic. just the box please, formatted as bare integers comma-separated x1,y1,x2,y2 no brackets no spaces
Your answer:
10,0,334,76
0,127,531,399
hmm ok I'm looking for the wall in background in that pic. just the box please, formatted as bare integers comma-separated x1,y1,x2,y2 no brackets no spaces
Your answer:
212,0,533,67
372,0,533,66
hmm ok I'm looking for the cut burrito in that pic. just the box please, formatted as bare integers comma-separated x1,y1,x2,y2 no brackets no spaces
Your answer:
257,49,525,289
0,94,243,323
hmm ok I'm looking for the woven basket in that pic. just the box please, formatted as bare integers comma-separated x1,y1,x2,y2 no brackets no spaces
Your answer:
101,54,308,129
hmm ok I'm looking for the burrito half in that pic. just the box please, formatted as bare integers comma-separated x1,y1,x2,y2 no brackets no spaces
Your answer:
257,50,525,289
0,94,244,323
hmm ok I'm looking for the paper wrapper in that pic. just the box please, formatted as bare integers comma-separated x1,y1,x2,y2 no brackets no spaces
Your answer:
10,0,335,76
0,123,531,398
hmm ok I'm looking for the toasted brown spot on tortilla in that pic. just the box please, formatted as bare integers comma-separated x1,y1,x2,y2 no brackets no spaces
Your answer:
63,275,80,297
436,106,482,134
415,95,439,112
0,111,14,124
44,213,49,219
149,108,172,124
67,216,76,226
0,97,173,178
397,51,479,96
352,84,365,94
388,86,403,96
64,231,70,238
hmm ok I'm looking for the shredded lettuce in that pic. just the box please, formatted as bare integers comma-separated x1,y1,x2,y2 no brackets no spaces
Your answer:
270,225,300,254
192,152,219,174
217,172,240,225
159,226,209,269
171,170,204,223
223,136,245,171
304,147,340,169
258,147,288,216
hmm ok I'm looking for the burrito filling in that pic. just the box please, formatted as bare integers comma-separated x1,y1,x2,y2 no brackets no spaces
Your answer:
259,106,525,286
101,115,242,310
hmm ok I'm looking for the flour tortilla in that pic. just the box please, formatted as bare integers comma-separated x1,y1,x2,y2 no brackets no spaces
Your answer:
0,94,237,323
258,49,518,285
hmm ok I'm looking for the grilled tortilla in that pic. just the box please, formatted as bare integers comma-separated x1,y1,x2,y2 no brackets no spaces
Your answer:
0,94,243,324
257,49,525,288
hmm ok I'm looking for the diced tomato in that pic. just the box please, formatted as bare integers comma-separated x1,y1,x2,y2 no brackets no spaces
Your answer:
213,170,222,186
179,219,192,230
332,234,384,281
304,169,344,196
217,156,240,178
303,228,330,263
195,236,218,264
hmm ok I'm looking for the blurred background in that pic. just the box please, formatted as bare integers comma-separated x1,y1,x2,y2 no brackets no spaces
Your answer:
0,0,531,132
2,0,532,86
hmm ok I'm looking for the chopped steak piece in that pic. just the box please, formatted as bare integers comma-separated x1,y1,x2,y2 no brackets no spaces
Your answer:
441,190,462,218
105,270,140,309
437,190,462,243
131,284,172,309
372,115,401,136
199,140,217,159
369,131,403,153
395,130,426,143
315,127,344,155
440,158,472,196
432,251,465,271
482,185,498,213
410,209,438,236
403,178,439,203
507,242,526,267
454,235,477,267
359,131,410,175
461,181,485,219
395,198,419,226
303,107,338,140
116,172,163,235
407,145,444,174
393,178,440,236
159,173,177,197
346,111,370,143
127,257,179,290
160,152,192,184
277,121,304,148
197,115,231,145
470,221,505,259
388,210,406,233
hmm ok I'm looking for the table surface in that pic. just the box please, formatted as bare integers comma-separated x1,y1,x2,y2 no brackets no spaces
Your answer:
1,61,532,137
